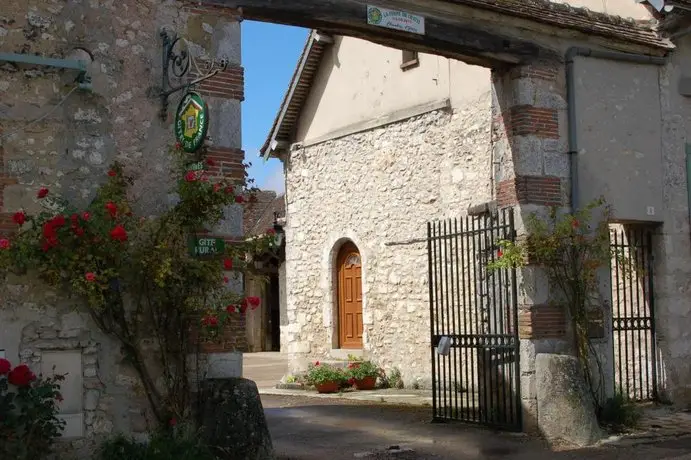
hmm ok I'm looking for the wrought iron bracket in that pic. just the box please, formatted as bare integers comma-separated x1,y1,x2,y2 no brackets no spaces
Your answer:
159,29,228,120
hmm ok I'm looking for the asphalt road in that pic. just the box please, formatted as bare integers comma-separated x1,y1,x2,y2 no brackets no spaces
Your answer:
261,394,691,460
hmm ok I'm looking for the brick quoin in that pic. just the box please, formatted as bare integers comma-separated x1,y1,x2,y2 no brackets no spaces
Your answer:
190,66,244,101
0,145,19,236
205,146,246,184
496,175,563,207
518,305,566,339
504,105,559,139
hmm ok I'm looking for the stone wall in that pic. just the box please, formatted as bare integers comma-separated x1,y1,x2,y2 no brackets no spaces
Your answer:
0,0,243,453
282,93,493,387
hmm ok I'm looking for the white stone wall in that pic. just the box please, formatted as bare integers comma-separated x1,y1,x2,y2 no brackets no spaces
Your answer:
282,94,493,387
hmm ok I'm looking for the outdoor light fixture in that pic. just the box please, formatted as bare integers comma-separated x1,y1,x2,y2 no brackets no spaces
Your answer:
273,212,285,248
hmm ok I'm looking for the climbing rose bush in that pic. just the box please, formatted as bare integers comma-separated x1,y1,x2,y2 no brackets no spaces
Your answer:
0,145,279,425
0,358,66,460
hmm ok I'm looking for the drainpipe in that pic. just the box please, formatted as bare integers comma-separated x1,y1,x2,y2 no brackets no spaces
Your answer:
565,47,666,212
686,143,691,226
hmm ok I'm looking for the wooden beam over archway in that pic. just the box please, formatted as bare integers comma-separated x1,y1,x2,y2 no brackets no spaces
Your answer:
205,0,562,67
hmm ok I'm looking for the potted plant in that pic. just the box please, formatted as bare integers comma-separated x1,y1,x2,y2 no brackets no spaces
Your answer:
346,359,381,390
305,362,346,393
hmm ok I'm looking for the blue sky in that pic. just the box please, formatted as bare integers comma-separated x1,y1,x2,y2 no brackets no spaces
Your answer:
242,22,309,195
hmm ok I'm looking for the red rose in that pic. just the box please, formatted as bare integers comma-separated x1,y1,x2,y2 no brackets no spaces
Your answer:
200,174,209,183
239,298,248,314
0,358,10,375
12,211,26,226
71,213,79,225
209,316,218,326
0,239,9,250
315,361,320,366
266,228,276,235
235,195,244,204
223,276,229,284
224,186,234,195
85,272,96,282
169,418,177,426
82,212,91,221
246,296,261,309
206,158,216,167
226,304,236,314
175,142,182,149
110,225,128,242
43,221,57,238
497,249,503,258
184,171,196,182
572,219,580,229
108,170,117,177
201,316,210,326
74,227,85,237
213,183,221,193
52,215,66,227
37,188,49,199
223,258,233,270
8,364,36,387
105,202,117,218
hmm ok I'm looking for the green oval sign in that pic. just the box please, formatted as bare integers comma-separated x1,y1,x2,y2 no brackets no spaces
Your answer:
175,91,209,153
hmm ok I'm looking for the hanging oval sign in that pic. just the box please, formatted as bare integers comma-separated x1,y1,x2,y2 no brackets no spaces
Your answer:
174,91,209,153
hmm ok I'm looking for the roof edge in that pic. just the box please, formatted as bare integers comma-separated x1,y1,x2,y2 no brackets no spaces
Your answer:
260,30,332,160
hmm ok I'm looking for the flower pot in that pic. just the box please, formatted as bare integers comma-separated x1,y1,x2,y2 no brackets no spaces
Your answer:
315,381,340,394
354,376,377,391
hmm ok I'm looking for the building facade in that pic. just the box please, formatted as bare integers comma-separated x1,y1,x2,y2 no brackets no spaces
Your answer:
0,1,245,453
262,0,691,429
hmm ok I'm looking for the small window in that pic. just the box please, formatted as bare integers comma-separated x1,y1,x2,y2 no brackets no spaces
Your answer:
401,50,419,70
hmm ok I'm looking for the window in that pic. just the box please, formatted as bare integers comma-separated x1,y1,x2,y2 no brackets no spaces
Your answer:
41,351,84,438
401,50,419,70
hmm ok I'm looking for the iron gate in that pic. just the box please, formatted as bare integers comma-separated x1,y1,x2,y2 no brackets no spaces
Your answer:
610,225,658,401
427,208,521,431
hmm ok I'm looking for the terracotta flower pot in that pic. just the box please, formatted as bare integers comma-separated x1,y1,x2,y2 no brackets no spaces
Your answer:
354,376,377,391
315,381,340,394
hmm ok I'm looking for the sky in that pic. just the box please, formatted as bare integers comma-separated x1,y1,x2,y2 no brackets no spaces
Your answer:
241,22,309,195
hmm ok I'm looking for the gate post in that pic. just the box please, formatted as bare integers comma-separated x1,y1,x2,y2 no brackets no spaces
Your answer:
491,61,576,434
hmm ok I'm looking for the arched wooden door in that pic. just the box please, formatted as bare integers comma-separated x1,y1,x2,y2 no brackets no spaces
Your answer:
337,242,363,349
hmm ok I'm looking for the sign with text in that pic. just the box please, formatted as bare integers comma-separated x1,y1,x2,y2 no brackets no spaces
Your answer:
188,236,225,257
175,91,209,153
366,5,425,35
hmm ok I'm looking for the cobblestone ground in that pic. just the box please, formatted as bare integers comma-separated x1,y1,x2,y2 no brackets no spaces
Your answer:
261,395,691,460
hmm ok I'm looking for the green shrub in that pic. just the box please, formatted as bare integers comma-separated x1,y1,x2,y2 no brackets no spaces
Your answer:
304,362,346,386
380,367,404,389
598,393,641,432
0,359,66,460
98,425,217,460
346,360,381,381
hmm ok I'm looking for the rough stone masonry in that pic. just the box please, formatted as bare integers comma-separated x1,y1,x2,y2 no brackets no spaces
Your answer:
0,0,245,454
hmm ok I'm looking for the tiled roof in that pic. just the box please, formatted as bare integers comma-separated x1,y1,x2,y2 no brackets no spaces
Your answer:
244,191,285,237
446,0,669,49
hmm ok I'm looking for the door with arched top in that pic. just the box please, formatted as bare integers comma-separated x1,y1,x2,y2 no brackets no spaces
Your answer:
337,242,363,349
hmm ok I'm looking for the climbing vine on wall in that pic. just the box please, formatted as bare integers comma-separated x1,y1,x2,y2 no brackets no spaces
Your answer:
0,144,279,425
489,198,615,410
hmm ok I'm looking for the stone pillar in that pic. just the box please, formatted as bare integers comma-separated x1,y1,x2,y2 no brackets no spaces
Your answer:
183,6,247,381
491,62,573,433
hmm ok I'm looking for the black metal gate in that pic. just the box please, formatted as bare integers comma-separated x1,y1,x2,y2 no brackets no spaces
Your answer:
610,225,658,401
427,209,521,431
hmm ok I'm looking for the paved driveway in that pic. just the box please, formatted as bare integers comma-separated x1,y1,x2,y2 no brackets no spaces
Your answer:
261,394,691,460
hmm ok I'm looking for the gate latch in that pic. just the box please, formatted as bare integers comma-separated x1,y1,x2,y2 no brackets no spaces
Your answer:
437,337,452,356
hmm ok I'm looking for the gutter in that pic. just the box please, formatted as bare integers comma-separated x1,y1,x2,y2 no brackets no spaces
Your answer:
565,47,666,212
687,143,691,227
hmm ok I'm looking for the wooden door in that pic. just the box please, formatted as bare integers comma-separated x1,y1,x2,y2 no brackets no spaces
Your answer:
337,243,363,349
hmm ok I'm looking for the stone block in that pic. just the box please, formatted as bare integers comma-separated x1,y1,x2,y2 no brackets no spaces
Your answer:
204,352,243,379
198,378,275,460
536,353,602,447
